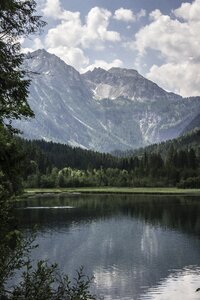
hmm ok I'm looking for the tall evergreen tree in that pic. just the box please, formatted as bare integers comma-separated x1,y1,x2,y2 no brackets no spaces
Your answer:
0,0,45,129
0,0,46,196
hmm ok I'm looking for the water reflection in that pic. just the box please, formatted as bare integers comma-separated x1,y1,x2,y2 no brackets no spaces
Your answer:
15,194,200,236
141,267,200,300
14,194,200,299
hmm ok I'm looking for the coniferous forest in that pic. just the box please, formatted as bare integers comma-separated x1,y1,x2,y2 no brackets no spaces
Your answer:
8,128,200,191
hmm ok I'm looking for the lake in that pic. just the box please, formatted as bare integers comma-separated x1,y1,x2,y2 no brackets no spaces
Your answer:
14,193,200,300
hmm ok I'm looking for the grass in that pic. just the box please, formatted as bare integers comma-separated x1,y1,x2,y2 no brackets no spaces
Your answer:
22,187,200,196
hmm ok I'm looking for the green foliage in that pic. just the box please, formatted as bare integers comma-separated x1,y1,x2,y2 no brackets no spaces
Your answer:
125,128,200,159
19,139,121,174
0,0,46,127
177,176,200,189
20,137,200,189
7,263,95,300
0,190,38,296
0,125,25,196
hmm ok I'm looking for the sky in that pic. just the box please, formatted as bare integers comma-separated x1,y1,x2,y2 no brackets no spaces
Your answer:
22,0,200,97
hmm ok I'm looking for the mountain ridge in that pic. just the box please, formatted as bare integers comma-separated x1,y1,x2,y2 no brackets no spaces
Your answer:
15,49,200,152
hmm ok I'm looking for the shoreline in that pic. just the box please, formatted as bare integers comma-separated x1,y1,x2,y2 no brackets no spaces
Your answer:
20,187,200,198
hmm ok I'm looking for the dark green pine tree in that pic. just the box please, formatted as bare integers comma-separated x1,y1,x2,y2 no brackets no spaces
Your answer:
0,0,46,129
0,0,46,197
188,148,197,169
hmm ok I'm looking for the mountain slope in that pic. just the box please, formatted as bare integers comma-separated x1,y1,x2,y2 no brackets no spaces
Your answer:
18,50,139,151
181,112,200,135
117,128,200,159
83,67,200,144
15,49,200,152
83,67,178,102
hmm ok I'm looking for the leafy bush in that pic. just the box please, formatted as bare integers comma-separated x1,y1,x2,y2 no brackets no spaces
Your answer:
4,263,96,300
177,176,200,188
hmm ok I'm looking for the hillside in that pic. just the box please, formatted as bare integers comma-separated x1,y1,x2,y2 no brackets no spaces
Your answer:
114,128,200,158
14,49,200,152
19,133,200,189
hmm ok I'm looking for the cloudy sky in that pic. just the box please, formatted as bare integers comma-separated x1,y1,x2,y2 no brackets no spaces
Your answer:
23,0,200,97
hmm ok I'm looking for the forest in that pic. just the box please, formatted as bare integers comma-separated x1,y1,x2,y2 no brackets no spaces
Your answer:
11,129,200,190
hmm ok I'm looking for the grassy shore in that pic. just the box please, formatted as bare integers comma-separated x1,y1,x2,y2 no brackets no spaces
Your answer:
22,187,200,196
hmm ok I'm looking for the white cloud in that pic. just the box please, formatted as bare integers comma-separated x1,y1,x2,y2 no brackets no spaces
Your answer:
20,0,137,76
114,8,146,23
113,7,146,23
44,4,120,49
114,8,136,22
147,62,200,97
41,2,121,72
133,0,200,96
33,37,44,49
48,46,89,70
21,37,44,53
81,59,123,73
173,0,200,21
21,1,124,72
134,10,191,61
137,9,146,20
83,7,121,47
42,0,62,19
45,11,82,48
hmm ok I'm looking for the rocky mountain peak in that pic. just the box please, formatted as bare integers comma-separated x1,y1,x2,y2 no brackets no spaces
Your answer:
25,49,82,84
108,67,139,78
83,64,175,102
14,49,200,152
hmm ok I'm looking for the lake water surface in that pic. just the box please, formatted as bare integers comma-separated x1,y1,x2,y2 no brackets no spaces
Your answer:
15,194,200,300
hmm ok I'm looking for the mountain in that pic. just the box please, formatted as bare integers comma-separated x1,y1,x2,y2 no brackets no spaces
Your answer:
83,67,177,102
116,128,200,159
181,112,200,135
15,49,200,152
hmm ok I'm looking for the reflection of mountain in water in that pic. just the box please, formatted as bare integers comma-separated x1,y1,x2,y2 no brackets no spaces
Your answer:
14,194,200,300
15,194,200,236
141,266,200,300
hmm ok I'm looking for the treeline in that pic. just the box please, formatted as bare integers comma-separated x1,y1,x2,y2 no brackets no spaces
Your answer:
113,128,200,159
20,138,200,189
19,139,122,172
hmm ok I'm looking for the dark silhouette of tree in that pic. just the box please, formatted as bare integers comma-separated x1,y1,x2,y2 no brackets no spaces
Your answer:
0,0,45,129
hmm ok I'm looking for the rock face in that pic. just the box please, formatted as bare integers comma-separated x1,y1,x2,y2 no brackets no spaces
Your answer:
181,112,200,135
15,49,200,152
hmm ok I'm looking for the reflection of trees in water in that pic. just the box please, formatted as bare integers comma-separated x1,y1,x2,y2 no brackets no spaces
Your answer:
15,194,200,236
13,194,200,300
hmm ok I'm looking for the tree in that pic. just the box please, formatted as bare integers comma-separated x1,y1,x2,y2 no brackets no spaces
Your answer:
0,0,46,128
188,148,197,169
0,1,45,297
0,0,46,195
0,124,25,196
